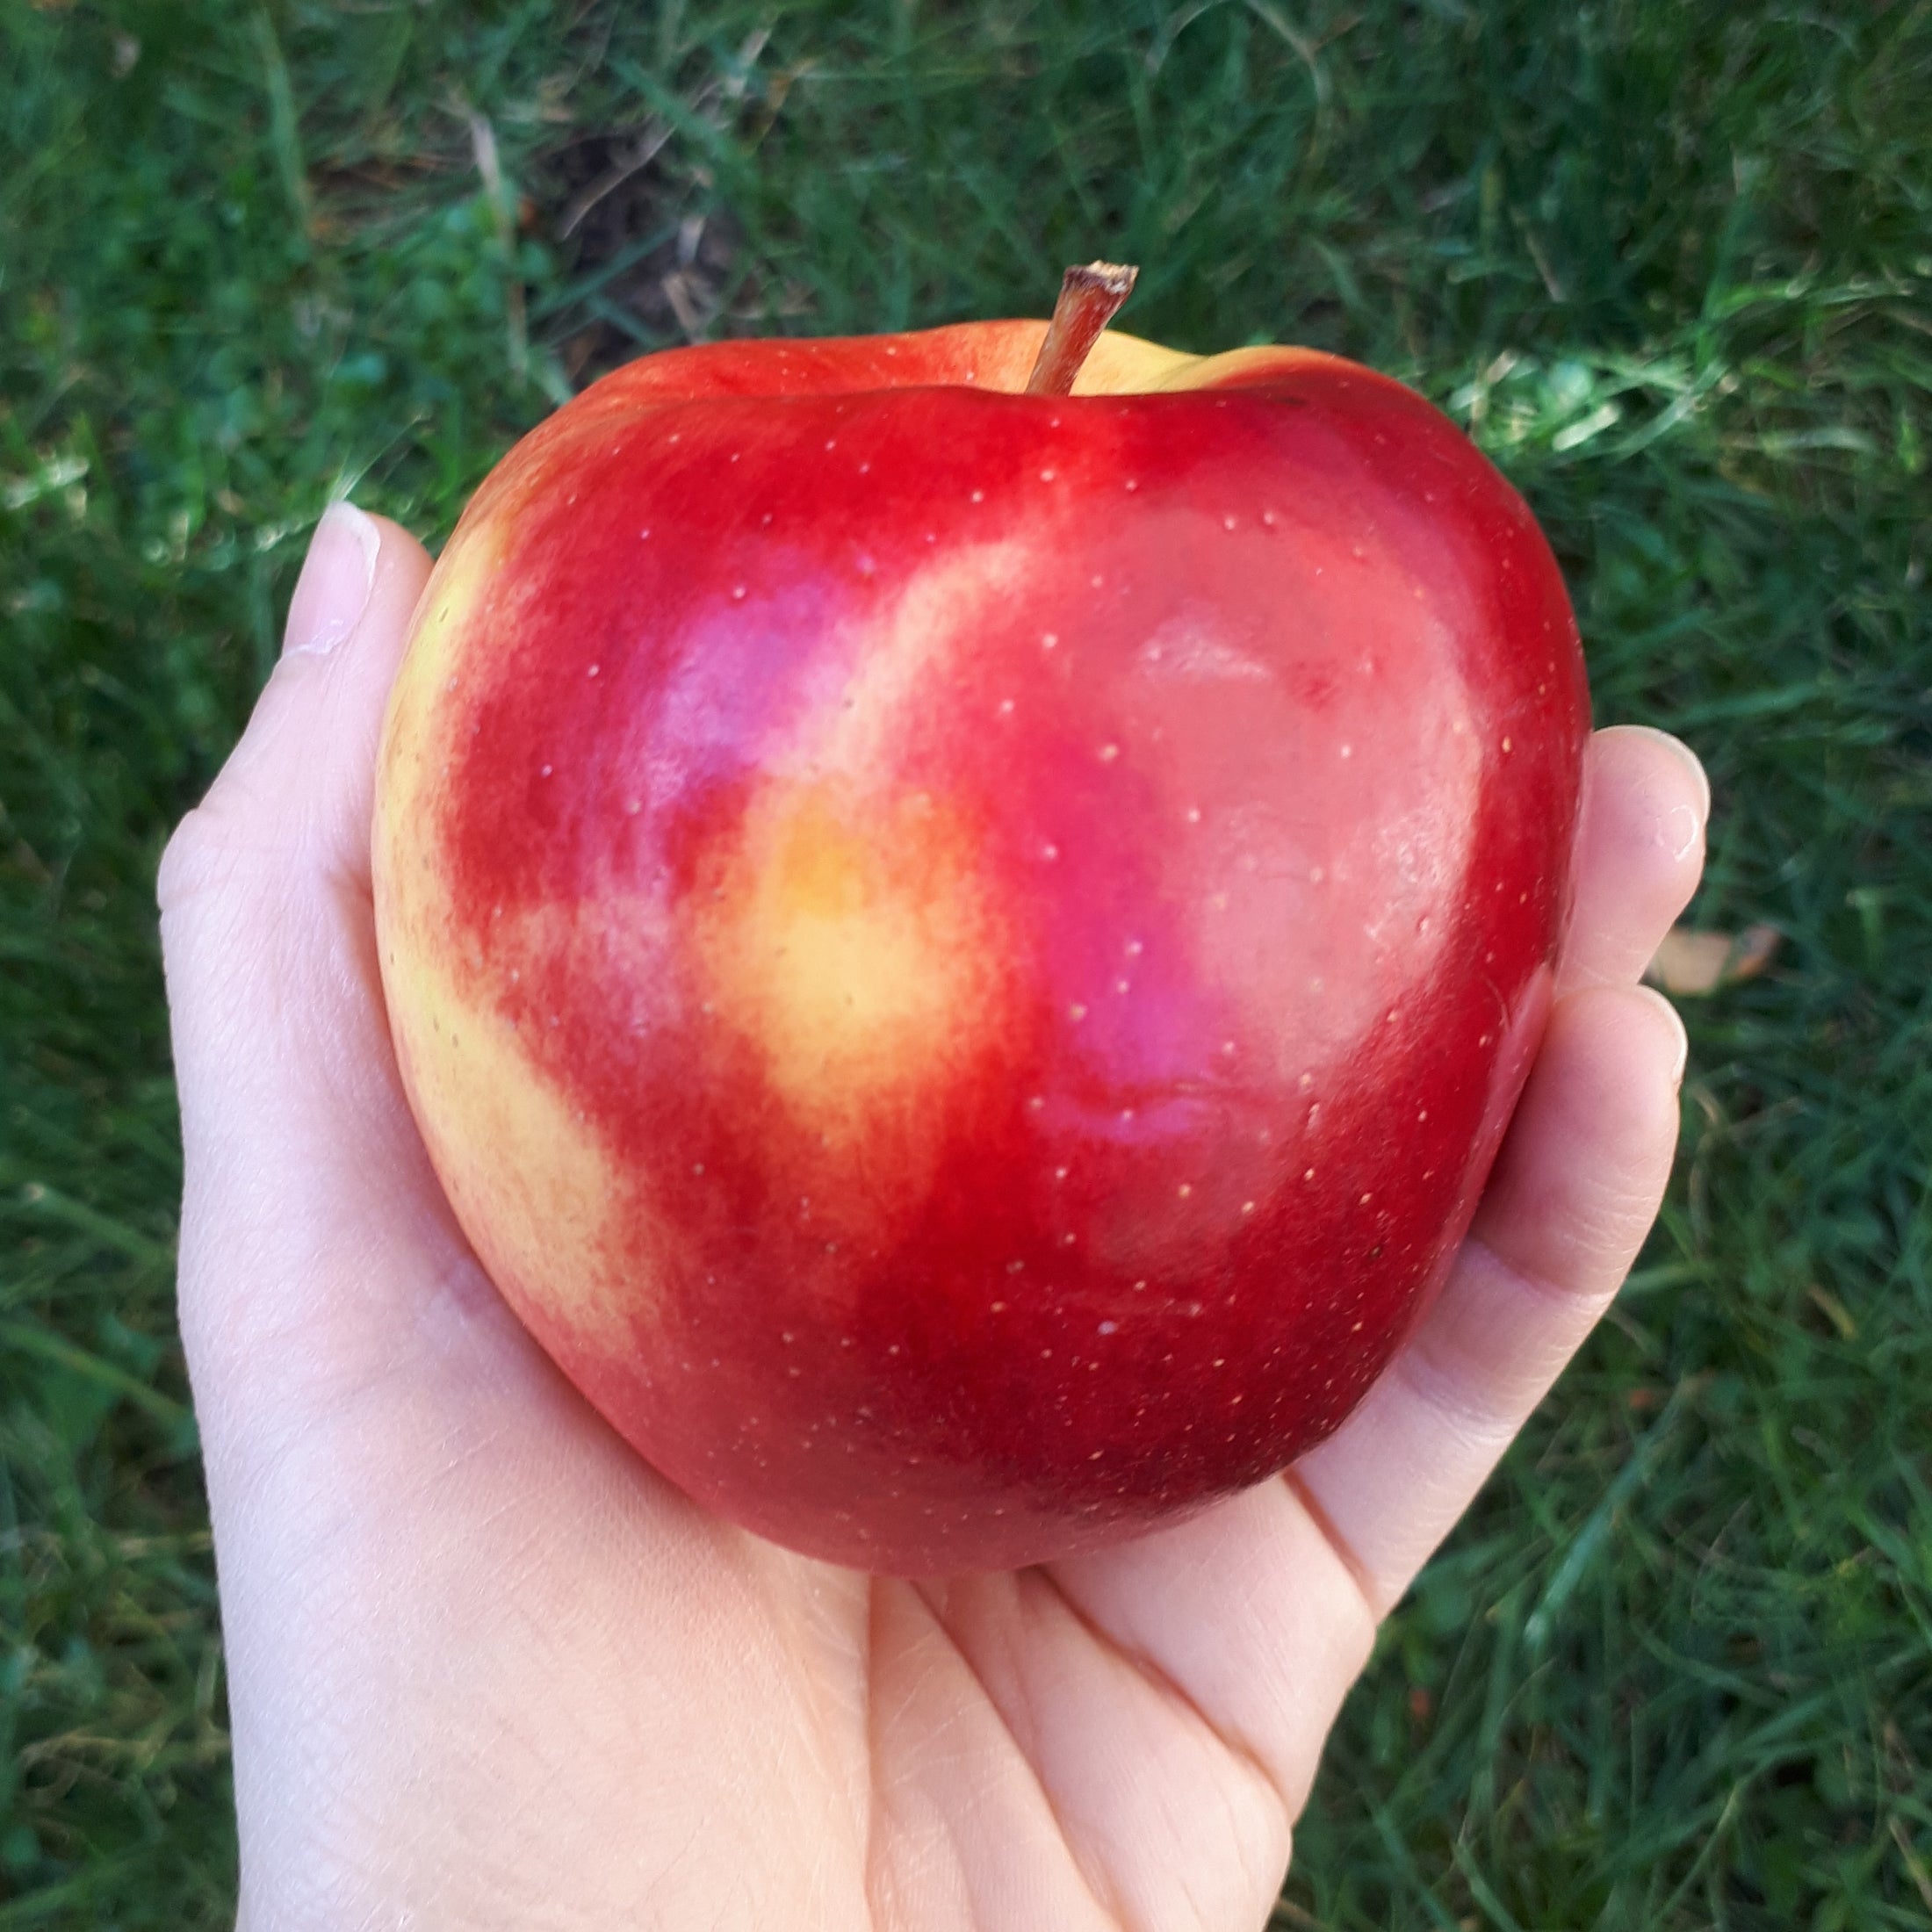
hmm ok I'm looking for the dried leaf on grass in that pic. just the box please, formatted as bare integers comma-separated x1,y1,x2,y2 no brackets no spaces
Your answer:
1645,922,1782,995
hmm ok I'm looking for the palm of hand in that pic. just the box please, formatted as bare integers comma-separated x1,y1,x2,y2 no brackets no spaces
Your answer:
219,1205,1332,1927
163,512,1704,1930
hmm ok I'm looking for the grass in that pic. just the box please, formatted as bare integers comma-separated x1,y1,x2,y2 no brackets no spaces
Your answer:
3,0,1928,1924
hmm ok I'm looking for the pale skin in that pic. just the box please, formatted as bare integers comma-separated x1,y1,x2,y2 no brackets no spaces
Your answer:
161,501,1709,1931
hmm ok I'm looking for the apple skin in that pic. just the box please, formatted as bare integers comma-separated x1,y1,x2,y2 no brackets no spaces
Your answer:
371,319,1588,1574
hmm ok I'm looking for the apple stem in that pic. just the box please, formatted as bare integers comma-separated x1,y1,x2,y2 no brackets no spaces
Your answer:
1024,262,1140,397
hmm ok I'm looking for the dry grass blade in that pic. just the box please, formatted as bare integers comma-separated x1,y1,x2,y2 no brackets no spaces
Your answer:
559,119,679,237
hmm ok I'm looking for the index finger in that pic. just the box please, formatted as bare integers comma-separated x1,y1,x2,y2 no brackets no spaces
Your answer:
1559,724,1709,993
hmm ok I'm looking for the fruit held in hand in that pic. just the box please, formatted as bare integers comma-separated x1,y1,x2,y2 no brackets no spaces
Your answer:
372,270,1588,1574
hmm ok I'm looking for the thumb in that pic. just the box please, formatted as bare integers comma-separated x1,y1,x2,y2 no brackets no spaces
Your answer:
160,502,452,1446
161,501,428,919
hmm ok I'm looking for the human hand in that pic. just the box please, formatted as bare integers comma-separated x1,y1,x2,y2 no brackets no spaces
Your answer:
161,501,1706,1929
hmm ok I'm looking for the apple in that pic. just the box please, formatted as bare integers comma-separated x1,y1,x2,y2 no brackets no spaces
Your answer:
371,266,1588,1574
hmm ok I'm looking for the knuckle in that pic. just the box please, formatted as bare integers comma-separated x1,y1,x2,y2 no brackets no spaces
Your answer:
158,789,275,915
155,658,328,922
155,782,288,961
156,804,238,922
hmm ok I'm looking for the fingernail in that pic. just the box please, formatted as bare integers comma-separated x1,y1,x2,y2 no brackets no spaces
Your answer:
284,501,380,658
1626,724,1712,826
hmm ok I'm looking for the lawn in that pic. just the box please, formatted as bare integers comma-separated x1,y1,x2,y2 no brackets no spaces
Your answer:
3,1,1929,1925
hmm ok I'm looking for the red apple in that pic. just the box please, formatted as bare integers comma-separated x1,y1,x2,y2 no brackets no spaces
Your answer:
371,271,1587,1574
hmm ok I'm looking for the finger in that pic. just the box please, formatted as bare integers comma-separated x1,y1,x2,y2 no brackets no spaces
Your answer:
906,1560,1299,1928
1044,1473,1378,1833
1287,981,1687,1614
158,505,465,1437
1560,724,1708,994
